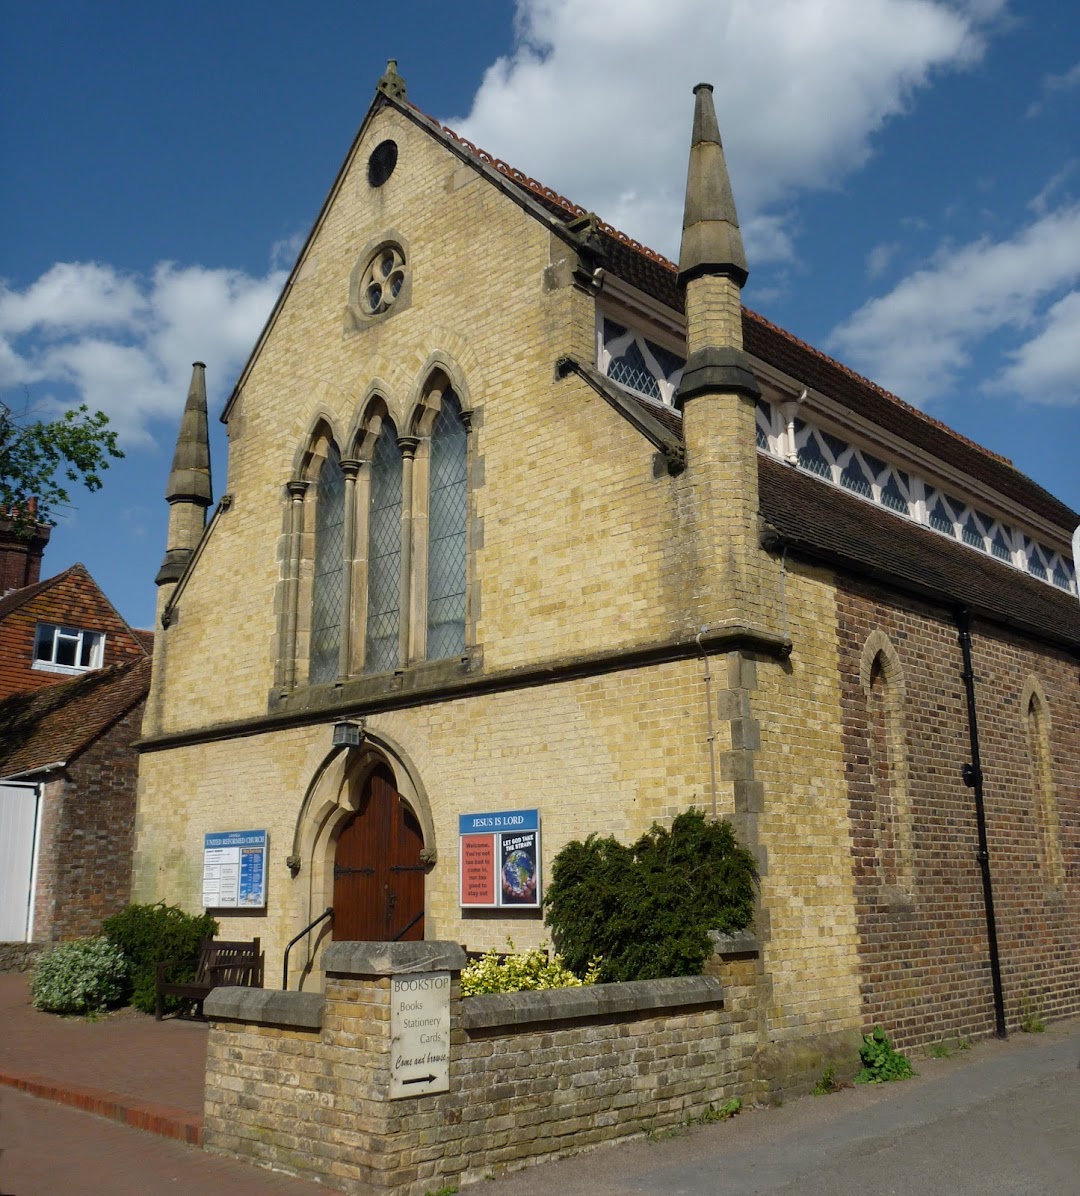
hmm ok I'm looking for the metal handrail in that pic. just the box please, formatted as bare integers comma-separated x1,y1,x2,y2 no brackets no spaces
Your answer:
282,907,333,990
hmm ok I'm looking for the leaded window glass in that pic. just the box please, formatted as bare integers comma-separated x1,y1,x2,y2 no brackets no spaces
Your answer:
365,425,403,673
928,496,955,536
599,315,685,405
961,513,985,549
841,453,873,498
427,392,468,661
1027,543,1048,581
310,445,345,685
880,472,909,515
990,527,1011,561
797,426,831,478
608,339,663,401
1052,559,1072,590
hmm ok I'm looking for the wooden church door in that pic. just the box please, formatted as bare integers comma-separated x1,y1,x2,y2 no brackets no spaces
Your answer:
332,764,425,942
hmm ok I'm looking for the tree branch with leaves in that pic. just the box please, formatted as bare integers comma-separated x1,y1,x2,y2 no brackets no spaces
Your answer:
0,402,124,532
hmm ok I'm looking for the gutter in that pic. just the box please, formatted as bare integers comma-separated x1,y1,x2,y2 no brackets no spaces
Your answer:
3,760,67,780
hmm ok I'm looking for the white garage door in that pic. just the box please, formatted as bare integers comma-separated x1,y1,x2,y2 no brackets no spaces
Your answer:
0,782,40,941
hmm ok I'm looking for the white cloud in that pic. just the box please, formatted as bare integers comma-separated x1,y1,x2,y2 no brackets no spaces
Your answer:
866,241,902,279
448,0,1004,263
0,261,286,444
991,290,1080,406
1026,58,1080,116
0,262,146,338
828,203,1080,404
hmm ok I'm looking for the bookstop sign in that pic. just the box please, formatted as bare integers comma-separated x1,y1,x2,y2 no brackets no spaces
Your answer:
458,810,541,909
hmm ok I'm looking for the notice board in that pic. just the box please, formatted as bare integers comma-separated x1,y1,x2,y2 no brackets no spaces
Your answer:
459,810,540,909
202,829,268,909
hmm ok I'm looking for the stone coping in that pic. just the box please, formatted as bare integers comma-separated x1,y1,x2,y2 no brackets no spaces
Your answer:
203,988,324,1030
461,974,723,1031
709,929,760,958
322,940,467,977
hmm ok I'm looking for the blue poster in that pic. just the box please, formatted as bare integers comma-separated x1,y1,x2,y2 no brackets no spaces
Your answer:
202,829,267,909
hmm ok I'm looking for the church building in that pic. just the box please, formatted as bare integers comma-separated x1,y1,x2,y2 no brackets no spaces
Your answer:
134,63,1078,1077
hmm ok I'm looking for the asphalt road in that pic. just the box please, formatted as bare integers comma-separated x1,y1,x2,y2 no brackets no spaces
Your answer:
477,1019,1080,1196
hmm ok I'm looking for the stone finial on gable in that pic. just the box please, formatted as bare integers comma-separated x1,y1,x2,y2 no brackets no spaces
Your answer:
678,83,748,289
377,59,407,101
165,362,212,507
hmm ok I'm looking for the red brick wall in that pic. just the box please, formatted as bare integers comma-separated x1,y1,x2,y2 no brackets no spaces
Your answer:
31,699,143,940
0,522,49,592
0,565,147,701
837,578,1079,1049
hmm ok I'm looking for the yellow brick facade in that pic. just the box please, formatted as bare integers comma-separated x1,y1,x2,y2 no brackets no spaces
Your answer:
135,85,867,1087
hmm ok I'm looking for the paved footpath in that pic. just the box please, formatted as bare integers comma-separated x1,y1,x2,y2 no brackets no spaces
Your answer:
0,973,345,1195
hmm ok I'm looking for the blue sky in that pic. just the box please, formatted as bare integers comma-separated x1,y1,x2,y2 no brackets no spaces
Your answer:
2,0,1078,629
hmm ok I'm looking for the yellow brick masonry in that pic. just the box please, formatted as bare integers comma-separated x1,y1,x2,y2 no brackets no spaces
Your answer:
135,657,721,973
203,962,760,1194
752,562,864,1052
143,106,700,741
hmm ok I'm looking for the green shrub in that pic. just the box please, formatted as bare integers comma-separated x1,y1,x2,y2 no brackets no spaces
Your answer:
544,809,757,982
31,937,129,1014
102,902,218,1014
855,1026,914,1083
460,940,601,996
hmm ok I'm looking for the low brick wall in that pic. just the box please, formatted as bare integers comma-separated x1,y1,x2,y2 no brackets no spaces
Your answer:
203,941,759,1194
0,942,44,973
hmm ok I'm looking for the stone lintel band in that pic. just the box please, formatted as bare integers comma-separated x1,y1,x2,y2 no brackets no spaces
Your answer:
136,623,793,753
676,347,761,408
677,261,749,289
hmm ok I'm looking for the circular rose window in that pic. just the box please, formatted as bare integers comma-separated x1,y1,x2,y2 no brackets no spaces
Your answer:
360,245,406,317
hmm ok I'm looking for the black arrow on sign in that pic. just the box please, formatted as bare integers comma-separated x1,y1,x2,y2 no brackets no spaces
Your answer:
402,1074,437,1085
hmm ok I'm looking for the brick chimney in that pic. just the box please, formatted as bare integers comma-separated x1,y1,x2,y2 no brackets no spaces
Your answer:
0,510,51,594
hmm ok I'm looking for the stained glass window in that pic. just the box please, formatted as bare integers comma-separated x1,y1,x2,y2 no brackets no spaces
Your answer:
365,425,403,673
310,445,345,685
427,392,468,660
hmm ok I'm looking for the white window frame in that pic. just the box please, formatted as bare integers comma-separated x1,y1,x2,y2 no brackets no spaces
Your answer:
32,623,105,675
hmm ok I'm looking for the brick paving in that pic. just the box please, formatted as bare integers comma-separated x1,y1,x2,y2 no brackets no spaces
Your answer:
0,973,346,1194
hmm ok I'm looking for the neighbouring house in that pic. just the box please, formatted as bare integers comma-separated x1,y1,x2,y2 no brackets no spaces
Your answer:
132,63,1078,1091
0,556,151,953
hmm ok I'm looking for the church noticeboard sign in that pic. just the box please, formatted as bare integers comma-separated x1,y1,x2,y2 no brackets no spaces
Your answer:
202,830,268,909
390,971,451,1099
459,810,540,909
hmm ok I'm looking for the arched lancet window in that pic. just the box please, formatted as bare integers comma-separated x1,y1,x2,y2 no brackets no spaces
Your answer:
1026,689,1063,889
860,633,912,895
310,444,345,685
426,390,467,660
365,422,403,673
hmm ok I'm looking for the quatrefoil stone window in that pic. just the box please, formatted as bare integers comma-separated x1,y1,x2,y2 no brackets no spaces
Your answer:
361,245,407,317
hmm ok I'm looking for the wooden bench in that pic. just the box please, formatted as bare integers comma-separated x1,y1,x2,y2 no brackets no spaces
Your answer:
154,937,264,1020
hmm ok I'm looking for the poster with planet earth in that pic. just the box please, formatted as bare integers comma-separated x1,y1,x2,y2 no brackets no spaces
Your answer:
499,831,539,905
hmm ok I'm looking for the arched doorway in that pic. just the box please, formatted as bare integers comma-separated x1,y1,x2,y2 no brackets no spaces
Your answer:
332,763,425,941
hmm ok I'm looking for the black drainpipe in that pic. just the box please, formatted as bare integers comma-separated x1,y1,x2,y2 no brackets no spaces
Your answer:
955,608,1007,1039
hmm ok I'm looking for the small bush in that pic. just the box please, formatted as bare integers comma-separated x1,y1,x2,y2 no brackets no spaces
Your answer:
102,902,218,1014
855,1026,913,1084
460,941,600,996
31,938,128,1015
544,809,757,982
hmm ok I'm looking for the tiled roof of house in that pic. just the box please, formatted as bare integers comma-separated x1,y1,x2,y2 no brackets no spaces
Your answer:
427,112,1077,535
758,456,1080,650
0,656,151,777
0,567,70,622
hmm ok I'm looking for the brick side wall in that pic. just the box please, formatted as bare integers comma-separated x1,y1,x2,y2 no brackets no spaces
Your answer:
837,579,1079,1048
32,699,143,940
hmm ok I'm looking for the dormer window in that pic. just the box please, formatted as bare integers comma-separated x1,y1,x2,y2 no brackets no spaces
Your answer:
33,623,105,674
